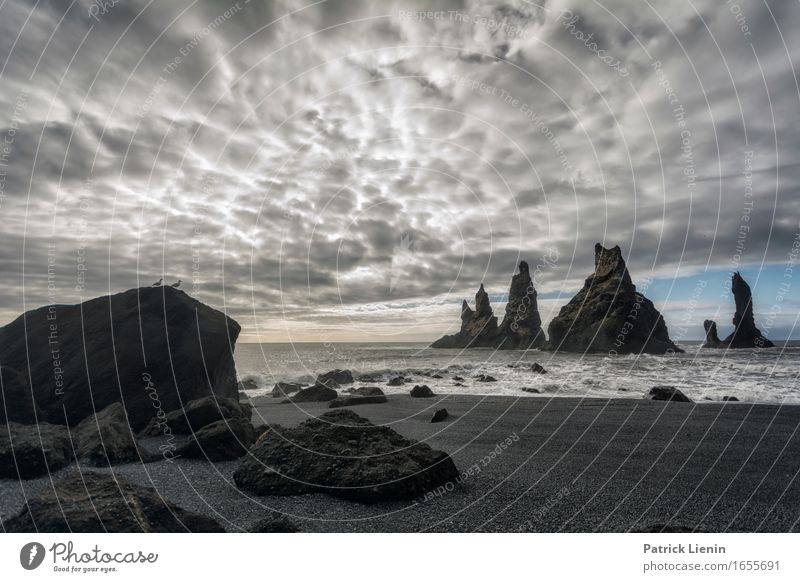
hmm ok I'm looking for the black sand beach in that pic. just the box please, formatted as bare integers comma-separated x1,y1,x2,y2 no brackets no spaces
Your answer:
4,395,798,533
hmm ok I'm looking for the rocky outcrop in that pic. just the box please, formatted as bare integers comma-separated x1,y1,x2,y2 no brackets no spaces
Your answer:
645,386,693,403
138,395,250,437
703,272,774,349
272,382,303,398
233,409,459,502
316,369,354,388
0,366,44,424
431,408,450,423
703,320,721,347
73,403,143,466
432,261,546,349
432,284,498,348
4,471,224,532
0,286,241,429
410,385,434,398
0,422,73,478
176,417,256,461
547,244,681,354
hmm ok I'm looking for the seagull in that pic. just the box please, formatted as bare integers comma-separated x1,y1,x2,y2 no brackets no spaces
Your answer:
171,279,182,288
152,278,163,286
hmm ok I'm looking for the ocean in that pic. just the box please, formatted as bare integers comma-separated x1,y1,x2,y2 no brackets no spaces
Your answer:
234,341,800,404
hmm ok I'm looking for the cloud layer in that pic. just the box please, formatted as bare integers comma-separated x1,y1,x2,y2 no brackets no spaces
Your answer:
1,0,798,342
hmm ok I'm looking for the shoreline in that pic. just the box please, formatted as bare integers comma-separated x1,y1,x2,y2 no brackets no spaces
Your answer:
3,394,798,532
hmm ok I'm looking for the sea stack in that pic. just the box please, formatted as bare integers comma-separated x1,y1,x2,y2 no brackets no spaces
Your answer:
546,243,681,354
431,261,545,349
702,272,774,349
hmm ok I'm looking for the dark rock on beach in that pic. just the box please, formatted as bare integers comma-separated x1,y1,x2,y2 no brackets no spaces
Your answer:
531,363,547,374
646,386,693,403
476,374,497,382
4,471,224,532
702,272,775,349
432,261,545,349
288,384,338,403
272,382,304,398
176,417,256,461
0,286,241,429
345,386,385,397
73,402,143,466
410,385,435,398
0,422,73,479
233,409,459,503
723,396,740,402
139,395,250,437
316,369,354,388
249,513,302,533
431,408,450,423
547,244,681,354
387,376,409,386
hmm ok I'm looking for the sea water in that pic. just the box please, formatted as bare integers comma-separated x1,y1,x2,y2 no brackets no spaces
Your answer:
234,341,800,404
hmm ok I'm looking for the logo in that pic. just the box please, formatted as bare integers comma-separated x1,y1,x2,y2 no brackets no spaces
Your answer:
20,542,45,570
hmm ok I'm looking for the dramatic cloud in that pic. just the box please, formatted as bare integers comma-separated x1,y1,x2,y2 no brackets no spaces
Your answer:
1,0,798,342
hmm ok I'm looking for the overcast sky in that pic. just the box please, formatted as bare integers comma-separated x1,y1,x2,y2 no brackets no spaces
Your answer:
0,0,798,343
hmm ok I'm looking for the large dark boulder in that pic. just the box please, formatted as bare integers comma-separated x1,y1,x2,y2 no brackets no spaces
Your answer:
646,386,693,403
0,422,73,479
288,384,338,403
272,382,303,398
138,395,250,437
176,417,256,461
4,471,224,532
233,409,459,503
0,286,241,429
73,402,143,466
345,386,385,397
0,366,44,424
702,272,774,349
547,244,681,354
410,385,435,398
316,369,354,388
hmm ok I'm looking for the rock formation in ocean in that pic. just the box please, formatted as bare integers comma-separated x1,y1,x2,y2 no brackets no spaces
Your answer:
702,272,774,349
547,244,681,354
0,286,241,429
431,261,545,349
233,409,459,503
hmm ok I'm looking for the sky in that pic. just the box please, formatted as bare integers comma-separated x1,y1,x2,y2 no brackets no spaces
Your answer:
0,0,798,343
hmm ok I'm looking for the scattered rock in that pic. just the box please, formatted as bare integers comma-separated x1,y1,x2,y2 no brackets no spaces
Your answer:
316,369,354,388
4,471,224,532
248,514,302,533
271,382,304,398
702,272,775,349
0,422,74,479
645,386,693,403
431,374,444,379
288,384,338,403
547,244,681,354
233,409,459,503
521,387,541,394
722,396,740,402
356,372,384,383
329,394,389,408
410,385,435,398
475,374,497,383
452,376,465,382
387,376,409,386
73,402,143,466
531,363,547,374
431,409,450,423
0,286,241,429
176,417,256,461
0,366,44,424
453,382,465,387
238,378,259,392
138,395,249,437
